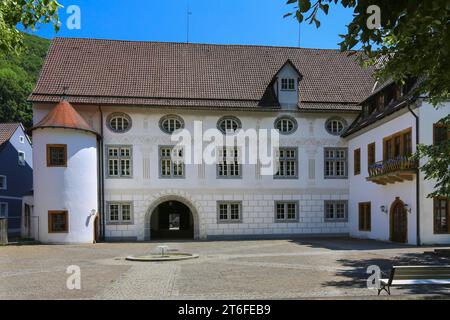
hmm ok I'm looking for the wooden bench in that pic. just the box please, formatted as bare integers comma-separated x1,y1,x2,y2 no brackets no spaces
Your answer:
379,265,450,295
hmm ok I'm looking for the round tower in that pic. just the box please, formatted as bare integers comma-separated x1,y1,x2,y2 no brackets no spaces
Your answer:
31,100,99,243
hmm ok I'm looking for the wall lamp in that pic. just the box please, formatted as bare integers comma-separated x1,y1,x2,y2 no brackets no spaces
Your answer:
380,205,388,213
404,204,412,213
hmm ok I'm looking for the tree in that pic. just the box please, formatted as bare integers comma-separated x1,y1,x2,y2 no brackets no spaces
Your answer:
0,0,61,54
286,0,450,198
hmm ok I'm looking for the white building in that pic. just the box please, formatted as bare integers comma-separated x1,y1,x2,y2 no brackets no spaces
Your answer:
27,38,449,244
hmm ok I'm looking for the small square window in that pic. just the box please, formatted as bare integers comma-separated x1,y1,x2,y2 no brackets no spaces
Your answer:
275,201,298,222
47,145,67,167
107,202,133,224
324,201,348,222
19,136,25,144
281,78,295,91
48,211,68,233
217,202,242,223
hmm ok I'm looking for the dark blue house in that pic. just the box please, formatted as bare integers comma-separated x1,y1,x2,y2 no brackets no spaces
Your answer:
0,123,33,237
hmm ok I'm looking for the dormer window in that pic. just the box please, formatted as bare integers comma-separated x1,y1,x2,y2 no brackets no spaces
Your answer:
281,78,295,91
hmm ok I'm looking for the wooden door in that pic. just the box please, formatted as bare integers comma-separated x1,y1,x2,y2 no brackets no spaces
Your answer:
390,198,407,243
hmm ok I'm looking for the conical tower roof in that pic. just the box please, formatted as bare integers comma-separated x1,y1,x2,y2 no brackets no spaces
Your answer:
31,100,99,136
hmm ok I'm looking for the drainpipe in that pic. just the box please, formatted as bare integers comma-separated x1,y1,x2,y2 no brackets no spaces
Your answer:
98,106,105,241
407,102,420,246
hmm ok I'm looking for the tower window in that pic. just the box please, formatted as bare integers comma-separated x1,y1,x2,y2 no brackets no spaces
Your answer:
48,211,68,233
47,145,67,167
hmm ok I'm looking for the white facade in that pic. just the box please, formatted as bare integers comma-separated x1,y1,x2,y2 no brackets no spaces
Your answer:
32,128,98,243
347,100,450,245
33,103,355,242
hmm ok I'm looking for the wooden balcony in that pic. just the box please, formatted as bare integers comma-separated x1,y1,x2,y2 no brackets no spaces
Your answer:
366,156,417,185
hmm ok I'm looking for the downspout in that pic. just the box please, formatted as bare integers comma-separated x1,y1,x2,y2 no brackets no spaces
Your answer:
407,102,420,246
98,106,106,241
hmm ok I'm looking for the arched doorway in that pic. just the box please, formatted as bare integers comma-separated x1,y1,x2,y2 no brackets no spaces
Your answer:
390,197,408,243
150,200,194,240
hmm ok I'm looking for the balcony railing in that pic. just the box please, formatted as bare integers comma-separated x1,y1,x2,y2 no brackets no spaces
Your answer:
367,156,417,185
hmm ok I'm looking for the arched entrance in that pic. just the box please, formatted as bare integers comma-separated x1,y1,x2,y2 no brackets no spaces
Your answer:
390,197,408,243
149,200,194,240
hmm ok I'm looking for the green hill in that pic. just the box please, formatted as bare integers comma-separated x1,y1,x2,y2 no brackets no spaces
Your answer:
0,33,50,128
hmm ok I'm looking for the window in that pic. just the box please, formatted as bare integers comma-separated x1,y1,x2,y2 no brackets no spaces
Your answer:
324,201,348,222
324,148,347,178
107,113,132,133
0,203,8,218
275,201,298,222
48,211,68,233
159,115,184,134
107,146,132,178
358,202,371,231
434,197,449,234
367,142,376,168
281,78,295,91
107,202,133,224
18,151,25,166
217,116,241,134
19,136,25,143
433,123,449,145
47,145,67,167
274,116,297,134
159,146,184,178
383,128,412,160
217,202,242,223
217,147,241,178
275,147,297,178
325,117,347,135
354,148,361,175
0,176,6,190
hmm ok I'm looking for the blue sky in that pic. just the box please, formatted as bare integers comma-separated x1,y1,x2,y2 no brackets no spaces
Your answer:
30,0,354,49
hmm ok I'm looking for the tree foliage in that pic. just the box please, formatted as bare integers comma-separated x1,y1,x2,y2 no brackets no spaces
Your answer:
285,0,450,106
0,0,61,53
0,33,50,128
286,0,450,197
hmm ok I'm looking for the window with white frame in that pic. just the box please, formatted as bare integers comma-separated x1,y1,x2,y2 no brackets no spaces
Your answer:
107,146,132,178
217,116,241,134
217,202,241,223
107,113,132,133
0,203,8,218
18,151,25,166
160,146,184,178
325,117,347,135
19,136,25,143
159,115,184,134
275,147,297,178
275,201,298,222
0,176,6,190
274,116,297,134
217,147,241,178
281,78,295,91
324,148,347,178
107,202,133,224
324,200,348,221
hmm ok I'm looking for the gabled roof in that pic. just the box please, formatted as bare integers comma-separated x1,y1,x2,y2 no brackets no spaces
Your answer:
0,123,20,147
31,100,99,136
29,38,376,110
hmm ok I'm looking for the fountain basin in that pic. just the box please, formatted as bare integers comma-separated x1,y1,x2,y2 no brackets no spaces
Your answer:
125,253,199,262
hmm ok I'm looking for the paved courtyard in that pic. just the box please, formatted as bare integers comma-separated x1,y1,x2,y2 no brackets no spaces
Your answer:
0,237,449,299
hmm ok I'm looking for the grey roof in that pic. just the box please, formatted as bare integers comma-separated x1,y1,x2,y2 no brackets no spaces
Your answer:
29,38,376,110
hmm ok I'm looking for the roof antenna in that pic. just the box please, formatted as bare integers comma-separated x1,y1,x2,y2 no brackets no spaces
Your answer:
186,1,192,43
62,85,69,100
298,22,301,47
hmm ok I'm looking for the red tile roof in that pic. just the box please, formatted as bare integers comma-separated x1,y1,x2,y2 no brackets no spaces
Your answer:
31,100,98,136
29,38,376,110
0,123,20,147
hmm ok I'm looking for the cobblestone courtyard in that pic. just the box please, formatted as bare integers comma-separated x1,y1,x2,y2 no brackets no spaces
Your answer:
1,238,449,299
